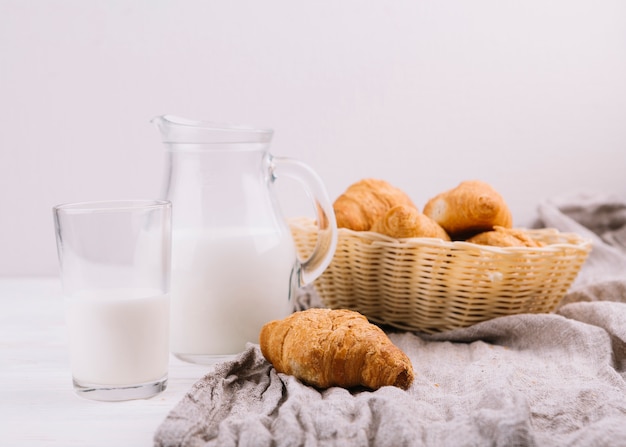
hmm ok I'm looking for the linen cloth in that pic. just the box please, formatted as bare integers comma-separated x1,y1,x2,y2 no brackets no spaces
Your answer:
155,192,626,447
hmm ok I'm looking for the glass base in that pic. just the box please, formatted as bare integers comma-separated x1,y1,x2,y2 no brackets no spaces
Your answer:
73,375,168,401
173,353,237,365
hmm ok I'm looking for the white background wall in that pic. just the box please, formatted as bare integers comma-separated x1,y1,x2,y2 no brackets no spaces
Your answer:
1,0,625,276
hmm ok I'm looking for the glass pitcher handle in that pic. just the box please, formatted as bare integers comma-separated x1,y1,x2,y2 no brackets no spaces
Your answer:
270,156,338,286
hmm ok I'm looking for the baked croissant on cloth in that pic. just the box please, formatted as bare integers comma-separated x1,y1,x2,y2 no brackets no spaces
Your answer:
259,308,415,390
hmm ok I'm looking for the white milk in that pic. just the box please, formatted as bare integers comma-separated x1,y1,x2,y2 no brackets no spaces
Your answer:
65,288,170,385
170,227,296,358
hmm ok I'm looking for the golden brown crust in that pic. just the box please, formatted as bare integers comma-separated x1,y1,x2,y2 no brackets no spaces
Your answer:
466,226,545,248
333,179,416,231
370,205,450,240
423,180,513,238
259,308,414,390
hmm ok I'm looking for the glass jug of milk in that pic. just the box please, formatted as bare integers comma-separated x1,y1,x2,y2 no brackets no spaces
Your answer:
152,115,337,364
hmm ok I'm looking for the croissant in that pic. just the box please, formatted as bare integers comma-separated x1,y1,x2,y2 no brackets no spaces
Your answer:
423,180,513,238
333,178,416,231
466,226,544,248
371,205,450,240
259,308,414,390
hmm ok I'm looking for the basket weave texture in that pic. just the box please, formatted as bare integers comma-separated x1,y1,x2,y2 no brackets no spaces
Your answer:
290,217,592,334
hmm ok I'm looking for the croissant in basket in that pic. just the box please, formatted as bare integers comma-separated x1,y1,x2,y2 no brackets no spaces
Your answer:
259,308,414,390
466,226,545,248
333,178,416,231
423,180,513,239
371,205,450,240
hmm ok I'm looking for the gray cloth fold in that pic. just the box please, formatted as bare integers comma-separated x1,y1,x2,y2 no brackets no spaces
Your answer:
155,192,626,447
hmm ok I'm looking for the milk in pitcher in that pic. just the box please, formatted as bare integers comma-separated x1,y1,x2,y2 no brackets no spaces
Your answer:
170,227,296,361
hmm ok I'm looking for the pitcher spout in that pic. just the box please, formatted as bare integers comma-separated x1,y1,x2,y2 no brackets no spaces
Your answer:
151,115,273,144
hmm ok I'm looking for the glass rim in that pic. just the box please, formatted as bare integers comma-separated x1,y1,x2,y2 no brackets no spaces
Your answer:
53,199,171,214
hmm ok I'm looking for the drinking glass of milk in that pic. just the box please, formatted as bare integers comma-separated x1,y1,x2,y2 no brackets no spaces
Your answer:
53,200,172,401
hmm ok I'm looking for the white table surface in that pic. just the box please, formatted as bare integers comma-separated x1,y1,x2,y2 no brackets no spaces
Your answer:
0,277,218,447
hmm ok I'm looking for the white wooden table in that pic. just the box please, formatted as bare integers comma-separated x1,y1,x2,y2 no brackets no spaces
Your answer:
0,277,217,446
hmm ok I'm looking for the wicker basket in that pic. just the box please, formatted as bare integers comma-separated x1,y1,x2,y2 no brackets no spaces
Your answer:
290,217,592,334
